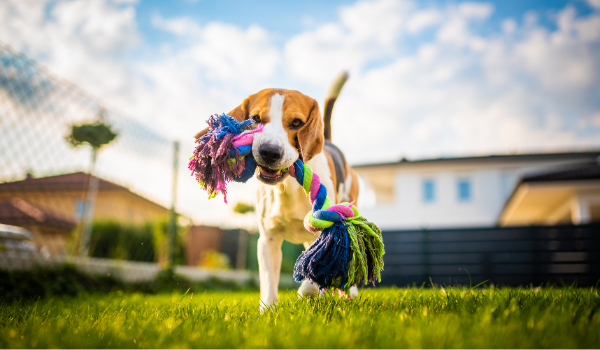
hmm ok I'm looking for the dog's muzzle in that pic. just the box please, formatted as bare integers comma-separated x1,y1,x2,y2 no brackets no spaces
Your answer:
256,144,289,184
258,144,283,165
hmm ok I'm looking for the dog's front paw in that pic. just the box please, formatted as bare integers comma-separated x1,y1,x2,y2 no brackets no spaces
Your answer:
298,279,320,297
259,299,278,313
349,285,358,299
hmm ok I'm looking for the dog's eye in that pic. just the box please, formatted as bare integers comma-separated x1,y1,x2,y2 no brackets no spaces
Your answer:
251,115,261,123
291,119,304,128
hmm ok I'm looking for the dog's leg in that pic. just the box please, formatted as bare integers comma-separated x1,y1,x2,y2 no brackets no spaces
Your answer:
257,235,283,311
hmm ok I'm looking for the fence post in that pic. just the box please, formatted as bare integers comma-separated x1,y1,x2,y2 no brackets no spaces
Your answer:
531,226,541,286
236,230,248,270
421,228,430,286
79,148,99,257
167,141,180,266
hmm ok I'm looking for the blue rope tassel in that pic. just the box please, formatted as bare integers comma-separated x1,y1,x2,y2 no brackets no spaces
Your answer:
293,222,351,290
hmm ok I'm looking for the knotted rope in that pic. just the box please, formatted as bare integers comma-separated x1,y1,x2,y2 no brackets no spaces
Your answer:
189,113,384,292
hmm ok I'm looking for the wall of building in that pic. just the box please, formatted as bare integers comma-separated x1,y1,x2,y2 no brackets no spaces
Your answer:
186,225,223,266
92,191,169,224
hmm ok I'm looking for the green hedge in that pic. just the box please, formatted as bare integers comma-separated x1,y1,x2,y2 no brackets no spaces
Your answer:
89,221,155,262
0,265,258,302
88,220,185,264
0,265,121,301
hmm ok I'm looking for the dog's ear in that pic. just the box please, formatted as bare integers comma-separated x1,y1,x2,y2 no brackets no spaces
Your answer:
297,98,324,162
228,96,251,122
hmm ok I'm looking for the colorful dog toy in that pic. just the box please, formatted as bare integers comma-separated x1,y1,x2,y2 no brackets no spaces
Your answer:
189,113,384,292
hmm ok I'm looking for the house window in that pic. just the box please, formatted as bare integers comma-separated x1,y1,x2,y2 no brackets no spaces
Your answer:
75,200,85,219
423,179,435,203
458,179,471,202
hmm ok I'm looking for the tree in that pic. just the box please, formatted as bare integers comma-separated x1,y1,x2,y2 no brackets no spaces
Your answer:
66,109,117,256
232,202,255,214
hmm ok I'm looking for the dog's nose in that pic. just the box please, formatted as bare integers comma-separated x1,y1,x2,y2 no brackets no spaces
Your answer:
259,144,283,164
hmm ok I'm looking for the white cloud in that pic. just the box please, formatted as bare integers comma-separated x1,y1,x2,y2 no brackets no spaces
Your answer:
284,0,413,85
151,14,203,36
456,2,493,19
587,0,600,10
406,9,443,33
0,0,138,95
502,18,517,34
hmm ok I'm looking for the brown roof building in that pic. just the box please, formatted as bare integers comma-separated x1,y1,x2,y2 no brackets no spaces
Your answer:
0,172,169,256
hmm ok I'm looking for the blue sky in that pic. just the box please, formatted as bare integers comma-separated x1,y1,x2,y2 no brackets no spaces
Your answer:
135,0,593,40
130,1,599,71
1,0,600,225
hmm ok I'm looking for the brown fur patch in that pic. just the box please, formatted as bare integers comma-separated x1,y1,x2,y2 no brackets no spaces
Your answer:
323,150,338,203
347,167,360,205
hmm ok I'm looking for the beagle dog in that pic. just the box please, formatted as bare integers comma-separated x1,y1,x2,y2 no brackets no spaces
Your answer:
196,73,359,309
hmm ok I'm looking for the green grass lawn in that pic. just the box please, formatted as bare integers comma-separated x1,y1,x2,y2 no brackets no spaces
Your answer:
1,286,599,348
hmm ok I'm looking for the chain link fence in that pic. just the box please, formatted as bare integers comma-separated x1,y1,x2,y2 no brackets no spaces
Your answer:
0,40,182,267
0,42,195,276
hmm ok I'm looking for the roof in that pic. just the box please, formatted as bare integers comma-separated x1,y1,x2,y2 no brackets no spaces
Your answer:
521,163,600,183
353,151,600,168
0,172,123,192
0,198,76,230
0,172,168,211
497,162,600,225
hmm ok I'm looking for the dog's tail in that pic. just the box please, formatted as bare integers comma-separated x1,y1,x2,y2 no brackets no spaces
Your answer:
323,71,348,141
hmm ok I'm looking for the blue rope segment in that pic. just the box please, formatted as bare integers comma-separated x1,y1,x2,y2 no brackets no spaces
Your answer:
201,113,254,141
313,184,328,213
293,222,351,290
230,145,252,158
290,159,328,213
234,156,257,183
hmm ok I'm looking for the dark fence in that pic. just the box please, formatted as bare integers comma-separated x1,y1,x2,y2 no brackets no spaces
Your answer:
381,223,600,287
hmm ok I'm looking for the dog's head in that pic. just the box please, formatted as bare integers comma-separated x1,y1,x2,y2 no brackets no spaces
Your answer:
198,89,324,185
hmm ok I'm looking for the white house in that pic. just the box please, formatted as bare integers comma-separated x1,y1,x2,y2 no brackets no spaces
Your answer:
354,151,600,230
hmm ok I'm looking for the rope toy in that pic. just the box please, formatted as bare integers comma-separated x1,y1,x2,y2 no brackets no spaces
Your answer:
189,113,384,292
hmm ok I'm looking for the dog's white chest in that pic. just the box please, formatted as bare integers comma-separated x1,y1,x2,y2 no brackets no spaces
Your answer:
255,152,335,245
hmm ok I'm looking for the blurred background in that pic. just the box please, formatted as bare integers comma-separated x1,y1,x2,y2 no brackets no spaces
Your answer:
0,0,599,289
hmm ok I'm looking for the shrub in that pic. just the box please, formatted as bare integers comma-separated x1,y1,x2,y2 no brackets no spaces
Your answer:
87,219,187,264
88,221,155,262
0,264,258,302
0,265,122,301
198,249,231,269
